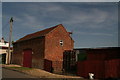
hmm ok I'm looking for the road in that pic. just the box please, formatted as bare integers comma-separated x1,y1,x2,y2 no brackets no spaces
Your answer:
2,68,35,78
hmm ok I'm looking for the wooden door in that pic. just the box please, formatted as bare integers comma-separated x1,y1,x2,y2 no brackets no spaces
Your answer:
23,49,32,68
44,59,52,72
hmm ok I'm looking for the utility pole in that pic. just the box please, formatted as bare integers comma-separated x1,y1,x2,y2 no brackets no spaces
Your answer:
7,17,13,64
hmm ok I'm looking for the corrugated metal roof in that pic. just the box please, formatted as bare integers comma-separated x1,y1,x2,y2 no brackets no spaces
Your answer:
74,47,119,50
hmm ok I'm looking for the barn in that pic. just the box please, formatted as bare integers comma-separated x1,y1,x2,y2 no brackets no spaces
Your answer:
12,24,74,73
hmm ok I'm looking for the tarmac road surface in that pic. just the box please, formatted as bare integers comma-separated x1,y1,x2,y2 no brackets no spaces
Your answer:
2,68,35,78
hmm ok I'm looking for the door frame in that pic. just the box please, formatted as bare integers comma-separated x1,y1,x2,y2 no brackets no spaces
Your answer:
22,48,32,68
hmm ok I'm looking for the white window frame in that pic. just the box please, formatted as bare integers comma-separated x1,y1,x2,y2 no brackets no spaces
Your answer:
60,40,63,46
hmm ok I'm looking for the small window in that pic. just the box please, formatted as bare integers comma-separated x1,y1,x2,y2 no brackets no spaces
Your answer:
60,40,63,46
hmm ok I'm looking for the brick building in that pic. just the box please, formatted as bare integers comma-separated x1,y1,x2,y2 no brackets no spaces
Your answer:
0,38,12,64
12,24,74,72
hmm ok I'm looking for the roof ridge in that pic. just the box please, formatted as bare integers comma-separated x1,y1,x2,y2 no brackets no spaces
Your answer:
15,24,62,43
25,25,57,36
44,24,63,34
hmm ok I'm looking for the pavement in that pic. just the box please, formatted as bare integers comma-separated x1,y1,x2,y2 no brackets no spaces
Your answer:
2,67,36,78
1,64,91,80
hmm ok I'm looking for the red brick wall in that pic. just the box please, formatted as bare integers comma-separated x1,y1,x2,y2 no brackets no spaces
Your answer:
44,25,74,72
12,37,45,69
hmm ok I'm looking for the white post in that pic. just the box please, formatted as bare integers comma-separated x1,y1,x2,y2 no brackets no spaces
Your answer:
6,17,13,64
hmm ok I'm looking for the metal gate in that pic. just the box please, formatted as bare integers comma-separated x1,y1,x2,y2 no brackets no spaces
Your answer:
63,50,76,72
44,59,52,72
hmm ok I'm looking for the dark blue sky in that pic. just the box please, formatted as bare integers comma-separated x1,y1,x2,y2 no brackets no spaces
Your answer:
2,2,118,48
0,2,1,38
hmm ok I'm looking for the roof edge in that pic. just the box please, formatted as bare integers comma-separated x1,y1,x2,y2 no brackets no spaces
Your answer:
14,24,62,43
74,47,119,50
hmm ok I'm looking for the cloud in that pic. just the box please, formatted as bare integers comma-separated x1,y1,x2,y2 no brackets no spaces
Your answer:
74,31,114,37
3,2,117,30
19,14,43,28
62,7,117,29
2,2,118,48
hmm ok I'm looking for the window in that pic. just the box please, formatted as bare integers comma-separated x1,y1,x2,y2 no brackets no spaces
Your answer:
60,40,63,46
